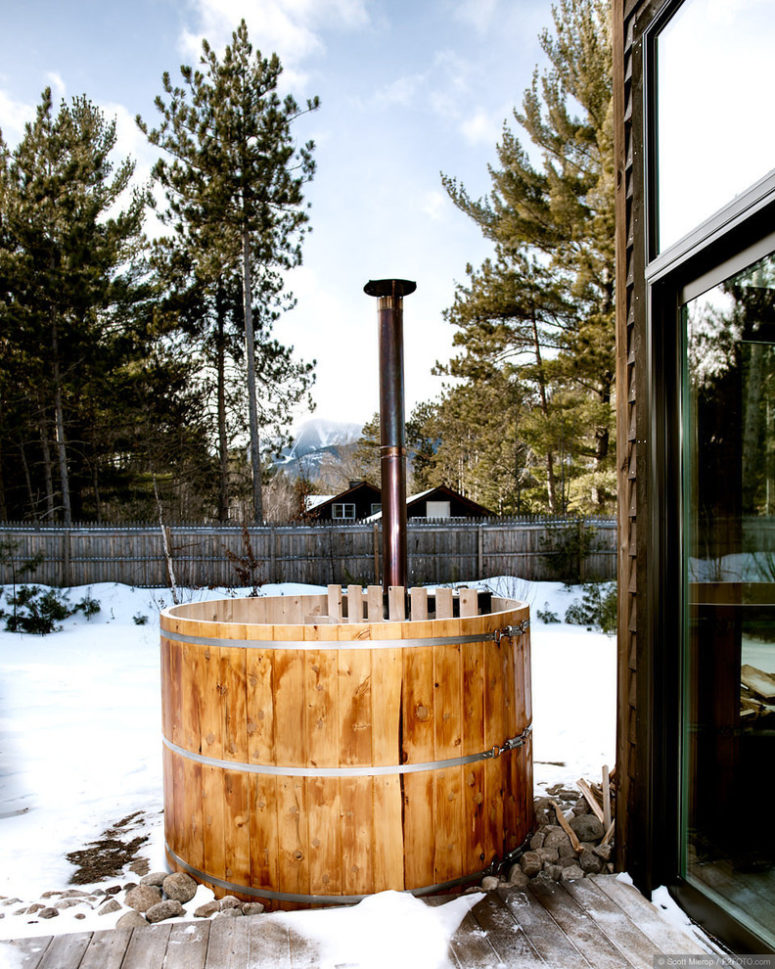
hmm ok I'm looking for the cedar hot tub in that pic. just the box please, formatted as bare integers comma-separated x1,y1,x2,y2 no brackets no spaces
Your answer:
159,585,533,908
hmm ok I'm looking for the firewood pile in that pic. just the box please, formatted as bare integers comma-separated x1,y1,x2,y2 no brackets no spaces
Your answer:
740,665,775,721
483,766,618,890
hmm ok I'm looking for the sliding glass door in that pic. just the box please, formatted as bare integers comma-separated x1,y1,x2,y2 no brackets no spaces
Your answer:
682,249,775,949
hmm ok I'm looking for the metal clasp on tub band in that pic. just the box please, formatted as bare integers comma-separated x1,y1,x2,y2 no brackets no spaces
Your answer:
163,725,531,778
495,622,529,643
160,623,529,651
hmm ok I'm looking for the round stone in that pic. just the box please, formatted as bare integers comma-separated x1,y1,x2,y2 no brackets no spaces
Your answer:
145,899,185,923
125,884,162,913
140,871,168,887
161,872,197,903
520,851,543,878
569,814,604,843
117,911,148,929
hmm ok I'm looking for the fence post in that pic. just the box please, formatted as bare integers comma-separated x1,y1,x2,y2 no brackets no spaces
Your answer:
477,523,484,579
61,530,71,588
269,524,276,582
372,523,380,585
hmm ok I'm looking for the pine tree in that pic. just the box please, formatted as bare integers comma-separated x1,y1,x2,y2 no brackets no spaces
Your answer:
0,89,150,523
408,377,535,514
441,0,615,513
139,20,318,522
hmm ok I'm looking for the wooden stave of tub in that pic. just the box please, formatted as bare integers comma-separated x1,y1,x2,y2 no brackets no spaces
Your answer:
159,591,533,909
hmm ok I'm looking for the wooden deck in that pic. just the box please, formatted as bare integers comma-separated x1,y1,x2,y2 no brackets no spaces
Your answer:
2,875,708,969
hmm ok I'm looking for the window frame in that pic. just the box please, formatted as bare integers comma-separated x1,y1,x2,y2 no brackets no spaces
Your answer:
643,167,775,958
331,502,356,521
644,0,775,267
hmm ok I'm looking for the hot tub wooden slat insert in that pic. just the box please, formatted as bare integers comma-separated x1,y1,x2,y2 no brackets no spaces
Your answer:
402,614,437,889
370,619,404,892
180,758,203,875
246,649,274,763
221,646,248,760
278,775,308,899
202,764,225,890
303,622,342,899
484,612,507,863
433,614,464,886
249,773,278,890
308,775,342,895
462,633,486,874
160,591,532,905
199,644,223,759
339,619,376,894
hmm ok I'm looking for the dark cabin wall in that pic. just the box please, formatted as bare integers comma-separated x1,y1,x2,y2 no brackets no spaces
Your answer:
310,484,381,521
614,0,663,889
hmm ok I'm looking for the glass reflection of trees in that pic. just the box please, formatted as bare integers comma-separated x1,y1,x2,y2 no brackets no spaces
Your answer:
686,255,775,573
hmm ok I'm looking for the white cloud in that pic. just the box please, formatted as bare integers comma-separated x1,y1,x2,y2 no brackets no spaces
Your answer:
452,0,499,35
101,100,156,181
0,89,34,143
421,190,448,221
427,50,473,120
45,71,67,102
371,50,473,117
373,72,426,108
460,107,501,146
179,0,370,89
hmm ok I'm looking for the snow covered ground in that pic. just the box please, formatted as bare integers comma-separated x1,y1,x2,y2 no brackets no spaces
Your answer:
0,576,616,946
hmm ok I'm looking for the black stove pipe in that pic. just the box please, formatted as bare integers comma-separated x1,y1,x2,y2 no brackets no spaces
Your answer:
364,278,416,593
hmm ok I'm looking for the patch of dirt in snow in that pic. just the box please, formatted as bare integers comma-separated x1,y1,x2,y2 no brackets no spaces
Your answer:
66,812,150,884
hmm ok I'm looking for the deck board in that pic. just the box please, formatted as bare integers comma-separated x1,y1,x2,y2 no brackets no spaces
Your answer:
529,878,636,969
0,935,51,969
448,910,503,968
563,878,663,969
498,884,592,968
469,893,543,967
0,875,708,969
589,875,706,953
77,927,133,969
36,931,92,969
206,918,251,969
164,921,210,969
121,922,172,969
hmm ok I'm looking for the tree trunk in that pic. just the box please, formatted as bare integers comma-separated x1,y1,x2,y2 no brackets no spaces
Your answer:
153,473,179,605
51,317,72,525
37,399,56,520
0,434,6,521
241,229,263,523
18,439,37,522
216,282,229,522
531,313,558,513
92,462,102,523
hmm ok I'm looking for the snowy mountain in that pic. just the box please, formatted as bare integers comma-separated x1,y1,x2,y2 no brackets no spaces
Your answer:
274,418,364,480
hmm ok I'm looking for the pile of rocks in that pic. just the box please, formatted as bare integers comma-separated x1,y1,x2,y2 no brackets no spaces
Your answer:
116,872,265,928
480,785,616,892
1,885,128,921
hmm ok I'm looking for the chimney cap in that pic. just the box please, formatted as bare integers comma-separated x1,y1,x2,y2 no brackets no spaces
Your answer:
363,278,416,298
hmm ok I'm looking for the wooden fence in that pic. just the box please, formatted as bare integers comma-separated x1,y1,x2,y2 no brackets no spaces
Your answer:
0,517,617,589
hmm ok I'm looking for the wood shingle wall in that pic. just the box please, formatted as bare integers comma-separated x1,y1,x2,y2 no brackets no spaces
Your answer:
614,0,661,884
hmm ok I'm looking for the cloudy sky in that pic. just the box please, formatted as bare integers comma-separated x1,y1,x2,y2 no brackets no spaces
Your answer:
0,0,551,428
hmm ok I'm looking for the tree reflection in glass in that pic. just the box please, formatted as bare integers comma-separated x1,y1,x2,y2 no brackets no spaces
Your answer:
682,251,775,949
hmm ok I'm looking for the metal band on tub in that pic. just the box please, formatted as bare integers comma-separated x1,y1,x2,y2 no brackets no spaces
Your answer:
162,725,531,778
159,621,529,651
163,841,523,906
